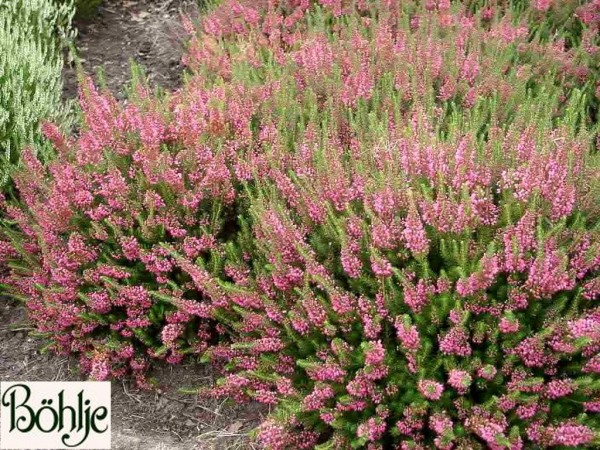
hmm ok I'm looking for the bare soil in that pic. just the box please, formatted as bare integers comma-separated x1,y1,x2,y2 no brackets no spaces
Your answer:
63,0,195,100
2,1,264,449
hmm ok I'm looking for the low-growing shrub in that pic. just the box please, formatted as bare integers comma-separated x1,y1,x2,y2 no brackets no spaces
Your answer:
181,1,599,448
0,2,598,447
2,0,587,385
190,0,600,127
0,74,263,385
208,96,600,448
0,0,74,188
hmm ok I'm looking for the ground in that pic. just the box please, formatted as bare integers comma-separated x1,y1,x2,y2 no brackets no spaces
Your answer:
1,1,263,449
0,301,262,449
63,0,195,99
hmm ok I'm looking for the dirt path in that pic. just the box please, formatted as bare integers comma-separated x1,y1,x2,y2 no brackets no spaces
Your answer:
2,1,263,449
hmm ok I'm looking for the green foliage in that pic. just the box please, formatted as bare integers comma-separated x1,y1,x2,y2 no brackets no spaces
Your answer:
71,0,101,20
0,0,74,189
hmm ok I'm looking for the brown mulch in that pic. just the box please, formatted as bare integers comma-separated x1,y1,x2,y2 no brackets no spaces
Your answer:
63,0,196,100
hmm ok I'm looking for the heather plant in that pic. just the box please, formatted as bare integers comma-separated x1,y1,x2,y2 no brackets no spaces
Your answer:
0,4,598,442
172,1,600,448
0,0,74,188
206,93,600,448
186,1,557,127
189,0,600,125
0,72,263,385
0,0,579,386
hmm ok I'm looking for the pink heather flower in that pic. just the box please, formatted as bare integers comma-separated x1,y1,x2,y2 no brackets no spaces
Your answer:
456,254,500,296
90,355,110,381
526,240,574,299
533,0,552,12
550,423,594,447
568,317,600,341
402,278,434,312
255,389,278,405
508,288,529,310
503,211,537,272
161,323,184,348
371,219,400,249
584,400,600,412
370,254,393,277
402,208,429,256
396,406,425,437
477,365,497,380
371,186,397,218
365,340,386,366
303,384,334,410
418,379,444,401
460,53,480,85
341,245,362,278
437,0,450,11
499,317,520,333
357,417,387,442
583,277,600,300
320,412,335,424
545,379,575,399
516,403,539,420
302,294,328,326
88,291,111,313
330,292,355,316
395,319,420,351
514,337,547,368
308,363,346,383
358,296,383,339
465,408,514,448
341,68,374,107
429,412,453,435
41,121,69,153
253,337,286,353
166,351,184,365
256,419,289,450
447,369,472,394
439,327,472,357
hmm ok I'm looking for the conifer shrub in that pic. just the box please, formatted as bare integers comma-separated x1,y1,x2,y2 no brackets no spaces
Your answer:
0,0,74,188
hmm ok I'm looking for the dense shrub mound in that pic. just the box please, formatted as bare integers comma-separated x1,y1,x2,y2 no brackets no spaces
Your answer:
0,76,258,384
0,0,598,447
190,1,599,448
210,105,600,448
0,0,74,188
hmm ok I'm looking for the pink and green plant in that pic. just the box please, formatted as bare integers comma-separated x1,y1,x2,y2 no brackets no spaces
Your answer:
0,72,252,385
0,0,598,447
205,97,599,447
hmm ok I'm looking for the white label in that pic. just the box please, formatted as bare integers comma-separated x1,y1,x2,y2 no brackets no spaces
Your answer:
0,382,111,449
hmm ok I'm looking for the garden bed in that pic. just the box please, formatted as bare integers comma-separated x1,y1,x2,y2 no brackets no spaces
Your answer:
63,0,192,99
